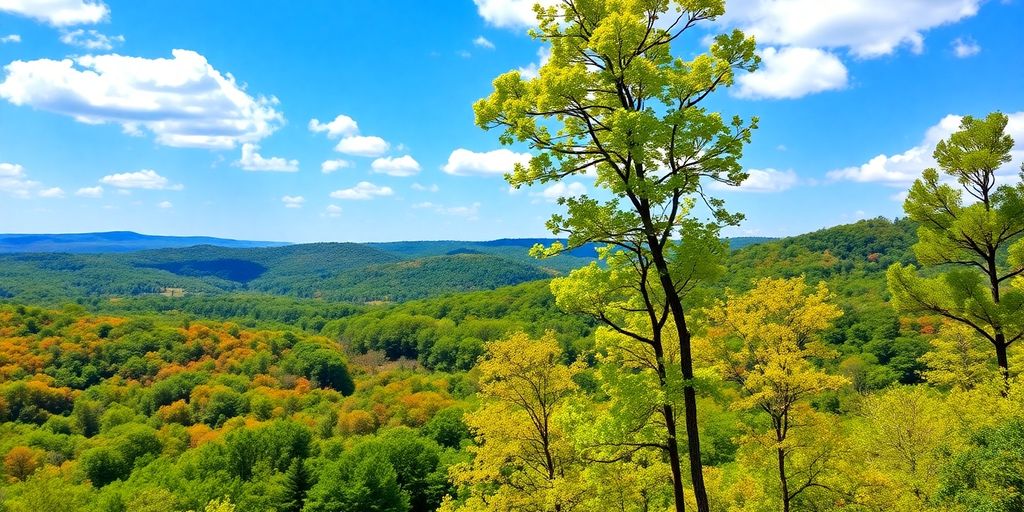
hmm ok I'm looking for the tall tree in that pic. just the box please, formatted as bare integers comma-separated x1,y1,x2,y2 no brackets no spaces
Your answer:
548,235,725,512
888,112,1024,382
445,332,585,512
474,2,758,509
705,277,848,512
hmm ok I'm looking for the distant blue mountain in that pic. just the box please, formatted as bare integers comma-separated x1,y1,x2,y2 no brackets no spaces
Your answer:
0,232,291,254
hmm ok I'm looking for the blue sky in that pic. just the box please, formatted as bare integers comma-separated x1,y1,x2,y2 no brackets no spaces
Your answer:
0,0,1021,242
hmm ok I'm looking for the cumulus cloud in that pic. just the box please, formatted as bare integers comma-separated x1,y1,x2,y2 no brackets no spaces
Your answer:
0,35,20,44
518,46,550,79
323,204,342,218
534,182,587,202
329,181,394,200
157,200,173,209
0,163,37,198
335,135,389,157
442,148,532,176
952,37,981,58
321,159,352,174
0,49,283,149
281,195,305,208
723,0,984,100
75,185,103,198
723,0,982,58
309,114,358,138
38,187,65,198
0,162,66,198
59,29,124,50
371,155,420,177
735,46,847,99
472,0,555,28
473,36,495,49
0,0,109,26
713,168,799,192
827,112,1024,185
236,143,298,172
100,170,182,190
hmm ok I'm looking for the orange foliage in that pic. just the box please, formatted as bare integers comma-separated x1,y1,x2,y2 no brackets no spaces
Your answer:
4,446,38,481
158,400,192,425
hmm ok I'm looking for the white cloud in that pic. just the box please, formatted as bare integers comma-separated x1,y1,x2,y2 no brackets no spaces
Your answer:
323,204,342,218
414,201,482,219
890,190,909,202
0,0,108,26
713,168,799,192
473,0,556,28
518,46,550,79
75,185,103,198
534,182,587,202
281,195,305,208
321,159,352,174
59,29,123,50
723,0,982,58
736,47,847,99
952,37,981,58
157,200,173,209
329,181,394,200
0,49,283,149
0,163,24,177
827,112,1024,185
100,169,182,190
442,148,532,176
0,34,20,44
335,135,389,157
473,36,495,49
411,183,439,192
38,187,65,198
309,114,358,138
0,162,65,198
236,143,298,172
371,155,420,177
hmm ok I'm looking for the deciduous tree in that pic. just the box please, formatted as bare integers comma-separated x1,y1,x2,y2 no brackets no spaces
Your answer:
474,3,759,508
706,277,847,512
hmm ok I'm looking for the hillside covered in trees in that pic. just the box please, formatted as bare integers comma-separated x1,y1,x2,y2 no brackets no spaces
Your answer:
1,0,1022,511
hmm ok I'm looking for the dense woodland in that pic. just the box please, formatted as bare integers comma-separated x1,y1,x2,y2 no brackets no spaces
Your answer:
2,1,1023,511
0,212,1020,511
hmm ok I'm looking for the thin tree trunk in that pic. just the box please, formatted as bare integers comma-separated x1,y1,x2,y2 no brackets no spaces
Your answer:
654,339,688,512
996,334,1010,383
648,243,710,512
664,404,688,512
777,446,790,512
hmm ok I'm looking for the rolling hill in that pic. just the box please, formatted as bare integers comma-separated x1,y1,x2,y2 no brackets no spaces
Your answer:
0,231,788,303
0,231,289,253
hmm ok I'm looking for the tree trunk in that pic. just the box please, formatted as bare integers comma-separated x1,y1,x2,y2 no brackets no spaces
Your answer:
664,404,688,512
653,339,688,512
995,334,1010,385
777,446,790,512
648,243,710,512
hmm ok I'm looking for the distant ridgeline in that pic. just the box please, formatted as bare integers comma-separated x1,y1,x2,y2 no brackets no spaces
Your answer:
1,223,914,304
0,231,290,253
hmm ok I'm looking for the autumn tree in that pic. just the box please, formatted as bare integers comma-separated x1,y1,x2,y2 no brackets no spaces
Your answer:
706,277,848,512
4,446,38,482
445,331,584,512
888,112,1024,382
474,1,759,509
